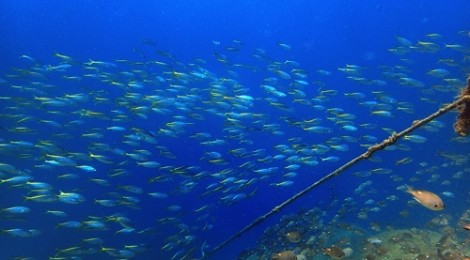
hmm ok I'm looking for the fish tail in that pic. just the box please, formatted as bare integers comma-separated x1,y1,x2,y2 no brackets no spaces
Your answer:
405,184,414,193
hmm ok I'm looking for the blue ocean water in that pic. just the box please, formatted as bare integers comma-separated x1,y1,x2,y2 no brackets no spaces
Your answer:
0,1,469,259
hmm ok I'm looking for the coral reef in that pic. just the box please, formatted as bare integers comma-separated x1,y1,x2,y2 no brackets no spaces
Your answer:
454,76,470,136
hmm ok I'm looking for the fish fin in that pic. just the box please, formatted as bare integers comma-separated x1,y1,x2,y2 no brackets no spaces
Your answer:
413,197,422,204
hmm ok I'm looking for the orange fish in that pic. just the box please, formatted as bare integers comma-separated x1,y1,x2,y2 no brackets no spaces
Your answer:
323,246,346,259
272,250,297,260
462,223,470,231
406,185,445,211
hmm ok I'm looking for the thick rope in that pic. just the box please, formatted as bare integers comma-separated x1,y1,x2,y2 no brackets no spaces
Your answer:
205,94,470,258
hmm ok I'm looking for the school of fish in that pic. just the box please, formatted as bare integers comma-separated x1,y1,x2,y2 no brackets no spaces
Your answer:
0,30,469,259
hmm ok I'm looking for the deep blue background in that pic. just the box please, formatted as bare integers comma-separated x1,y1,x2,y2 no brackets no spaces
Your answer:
2,1,468,67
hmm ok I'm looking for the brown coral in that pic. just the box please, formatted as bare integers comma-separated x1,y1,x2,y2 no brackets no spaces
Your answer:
454,76,470,136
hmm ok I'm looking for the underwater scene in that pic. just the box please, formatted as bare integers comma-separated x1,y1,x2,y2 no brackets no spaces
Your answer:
1,1,470,259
